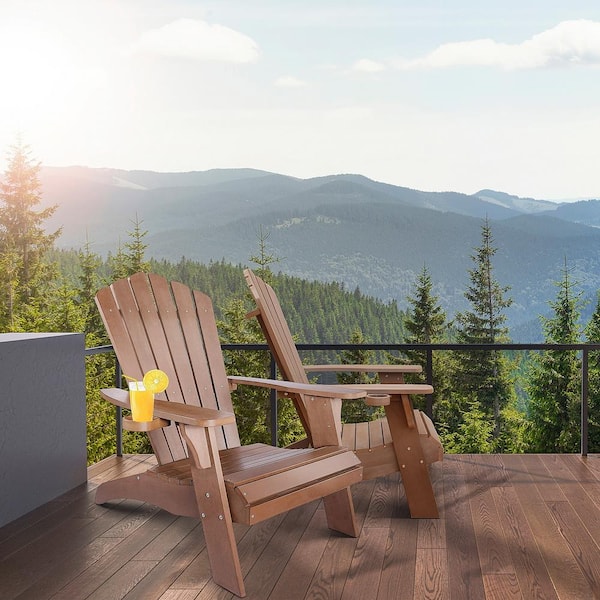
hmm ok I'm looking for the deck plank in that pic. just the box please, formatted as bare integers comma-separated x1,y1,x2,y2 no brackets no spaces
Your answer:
444,455,487,600
86,560,160,600
268,508,332,600
511,455,595,600
470,486,513,574
417,462,446,550
341,527,389,600
50,508,173,600
490,485,558,600
546,500,600,597
2,454,600,600
414,547,449,600
121,519,204,600
483,573,523,599
299,477,375,600
548,455,600,539
242,501,319,599
377,477,417,600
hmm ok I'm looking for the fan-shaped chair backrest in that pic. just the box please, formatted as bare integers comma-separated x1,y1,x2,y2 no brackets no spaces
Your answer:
95,272,240,465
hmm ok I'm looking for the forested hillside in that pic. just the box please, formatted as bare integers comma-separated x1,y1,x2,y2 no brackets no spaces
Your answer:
54,251,408,345
40,166,600,339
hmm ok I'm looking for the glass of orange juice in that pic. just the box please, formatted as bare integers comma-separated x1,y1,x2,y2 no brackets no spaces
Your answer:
128,381,154,422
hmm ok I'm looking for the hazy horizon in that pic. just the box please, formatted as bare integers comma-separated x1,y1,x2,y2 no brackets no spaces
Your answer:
40,163,596,204
2,1,600,201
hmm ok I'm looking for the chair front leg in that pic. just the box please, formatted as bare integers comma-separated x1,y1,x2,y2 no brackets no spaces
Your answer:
301,395,358,536
180,424,246,597
303,395,343,447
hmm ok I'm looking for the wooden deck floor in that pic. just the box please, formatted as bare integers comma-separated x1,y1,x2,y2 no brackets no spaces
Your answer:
1,453,600,599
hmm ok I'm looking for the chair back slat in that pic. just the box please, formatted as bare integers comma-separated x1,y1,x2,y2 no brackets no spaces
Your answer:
107,277,157,371
148,274,201,409
95,273,240,465
244,270,313,438
173,281,240,448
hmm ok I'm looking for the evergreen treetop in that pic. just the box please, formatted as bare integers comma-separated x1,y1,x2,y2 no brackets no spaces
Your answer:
0,138,61,329
405,264,446,345
454,217,511,345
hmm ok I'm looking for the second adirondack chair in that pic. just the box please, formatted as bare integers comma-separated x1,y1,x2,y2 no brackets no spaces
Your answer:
94,272,364,597
244,268,443,519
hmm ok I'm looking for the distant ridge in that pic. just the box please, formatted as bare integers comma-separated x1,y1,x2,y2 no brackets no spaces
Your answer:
42,165,275,190
38,166,600,340
474,189,557,214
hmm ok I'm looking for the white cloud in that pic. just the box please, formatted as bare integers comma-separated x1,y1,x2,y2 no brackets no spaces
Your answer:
352,58,386,73
394,19,600,70
275,75,308,87
132,18,260,63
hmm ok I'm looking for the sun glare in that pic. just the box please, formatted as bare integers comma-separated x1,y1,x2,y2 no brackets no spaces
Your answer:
0,20,78,126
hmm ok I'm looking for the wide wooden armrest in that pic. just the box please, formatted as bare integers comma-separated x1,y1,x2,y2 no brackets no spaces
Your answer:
304,364,422,374
227,376,367,400
340,383,433,431
341,383,434,395
100,388,235,427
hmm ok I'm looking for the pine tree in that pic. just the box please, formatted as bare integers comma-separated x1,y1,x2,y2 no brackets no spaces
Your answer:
0,138,61,329
107,240,128,281
405,265,446,353
452,218,514,440
77,238,105,337
402,264,454,429
0,246,20,330
123,214,150,274
248,225,280,281
106,215,150,282
526,259,582,452
443,398,494,453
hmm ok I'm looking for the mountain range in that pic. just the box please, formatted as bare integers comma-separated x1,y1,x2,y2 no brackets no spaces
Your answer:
39,166,600,341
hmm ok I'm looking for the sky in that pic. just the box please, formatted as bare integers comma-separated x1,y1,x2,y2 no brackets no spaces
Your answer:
1,1,600,201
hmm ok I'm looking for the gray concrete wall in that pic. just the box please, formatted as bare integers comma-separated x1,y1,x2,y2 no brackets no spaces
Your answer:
0,333,87,527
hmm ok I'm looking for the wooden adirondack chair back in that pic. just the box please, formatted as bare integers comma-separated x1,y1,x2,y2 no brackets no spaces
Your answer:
95,272,241,466
244,269,316,438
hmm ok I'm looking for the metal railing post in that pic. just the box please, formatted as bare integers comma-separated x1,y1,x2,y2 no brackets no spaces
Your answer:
270,354,278,447
581,348,589,457
426,347,434,419
115,359,123,457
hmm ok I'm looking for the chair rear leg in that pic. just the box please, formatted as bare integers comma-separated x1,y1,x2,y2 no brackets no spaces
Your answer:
385,399,439,518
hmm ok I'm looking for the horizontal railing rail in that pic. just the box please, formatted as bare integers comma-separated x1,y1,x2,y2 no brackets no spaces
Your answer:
86,342,600,457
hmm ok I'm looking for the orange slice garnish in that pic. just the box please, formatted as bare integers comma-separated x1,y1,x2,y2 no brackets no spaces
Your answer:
142,369,169,394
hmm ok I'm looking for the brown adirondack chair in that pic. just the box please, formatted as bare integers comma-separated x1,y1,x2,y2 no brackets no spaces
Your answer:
94,273,364,597
244,268,443,519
